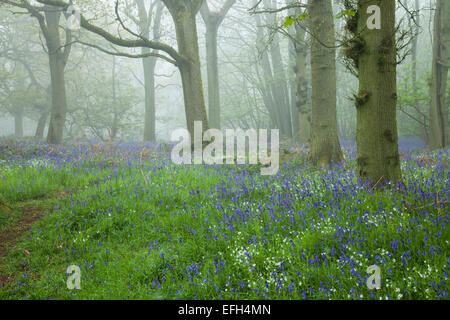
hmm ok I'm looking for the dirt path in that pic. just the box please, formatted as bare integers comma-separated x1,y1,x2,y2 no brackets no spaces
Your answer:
0,191,70,287
0,205,48,287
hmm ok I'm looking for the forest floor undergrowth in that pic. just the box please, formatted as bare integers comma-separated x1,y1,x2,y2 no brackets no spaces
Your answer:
0,192,71,287
0,139,448,300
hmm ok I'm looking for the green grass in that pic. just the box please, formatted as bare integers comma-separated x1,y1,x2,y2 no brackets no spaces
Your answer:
0,149,448,300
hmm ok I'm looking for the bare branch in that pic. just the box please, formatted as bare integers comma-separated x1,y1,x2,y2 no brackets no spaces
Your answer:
72,40,177,65
32,0,186,64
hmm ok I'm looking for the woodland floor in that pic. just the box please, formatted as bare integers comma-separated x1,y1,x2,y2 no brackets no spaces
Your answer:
0,140,448,300
0,192,70,287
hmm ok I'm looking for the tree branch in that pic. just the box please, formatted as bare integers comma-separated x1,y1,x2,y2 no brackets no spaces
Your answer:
32,0,186,65
72,40,177,65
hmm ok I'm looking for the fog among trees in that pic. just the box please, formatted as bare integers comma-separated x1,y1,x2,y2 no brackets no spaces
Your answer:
1,0,448,184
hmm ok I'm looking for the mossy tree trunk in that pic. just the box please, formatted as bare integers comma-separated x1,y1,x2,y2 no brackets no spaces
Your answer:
356,0,402,185
308,0,342,167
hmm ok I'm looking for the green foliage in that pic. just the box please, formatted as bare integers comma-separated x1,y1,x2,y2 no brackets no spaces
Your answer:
335,9,357,19
283,16,296,28
283,12,309,28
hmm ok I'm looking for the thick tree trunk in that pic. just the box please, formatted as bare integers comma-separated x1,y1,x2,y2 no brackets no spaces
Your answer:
164,0,209,137
44,9,69,145
429,0,450,150
46,50,67,145
356,0,402,184
308,0,342,166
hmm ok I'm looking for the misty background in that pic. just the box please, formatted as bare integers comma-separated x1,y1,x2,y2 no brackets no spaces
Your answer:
0,0,445,145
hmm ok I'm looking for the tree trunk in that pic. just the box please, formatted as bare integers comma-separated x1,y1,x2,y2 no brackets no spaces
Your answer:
35,110,49,140
356,0,402,184
142,56,157,141
136,0,163,142
205,24,221,129
254,10,280,130
289,36,300,138
429,0,450,150
44,9,69,145
200,0,236,130
164,0,209,137
269,34,293,138
111,56,119,141
35,86,51,140
308,0,342,166
14,109,23,138
291,15,310,145
410,0,428,143
411,0,419,92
